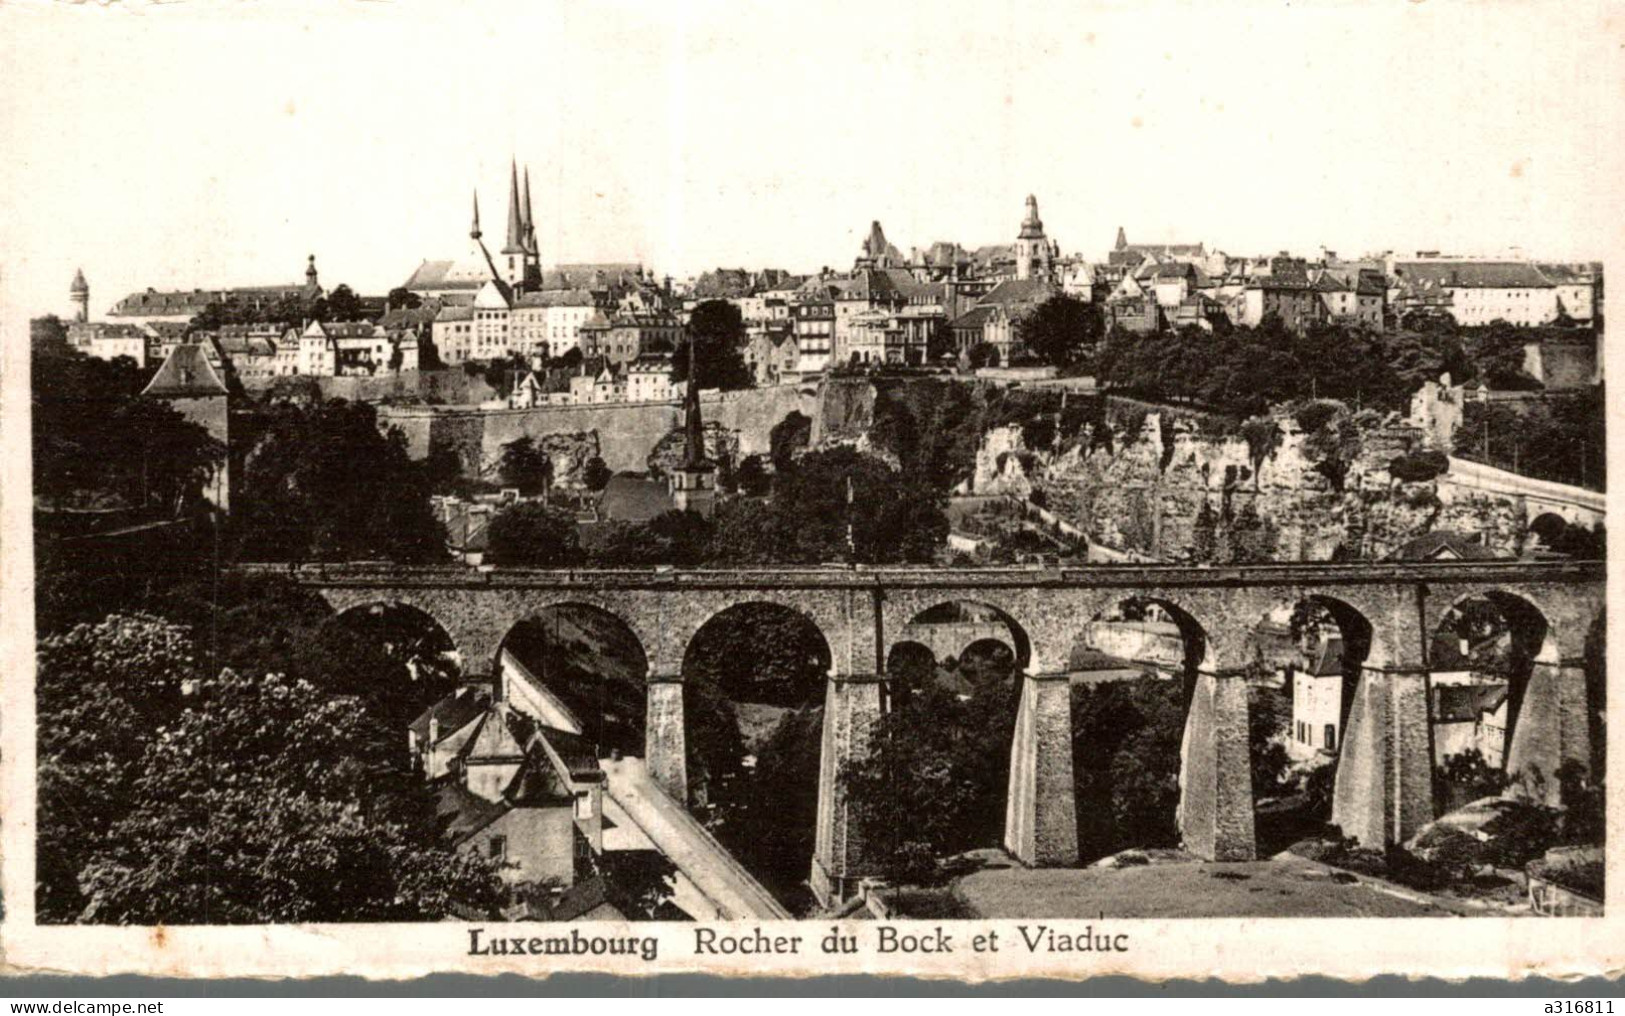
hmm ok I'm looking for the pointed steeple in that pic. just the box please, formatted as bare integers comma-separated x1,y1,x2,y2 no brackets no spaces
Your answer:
681,337,710,470
1115,226,1128,251
503,158,525,255
522,166,537,256
470,190,483,239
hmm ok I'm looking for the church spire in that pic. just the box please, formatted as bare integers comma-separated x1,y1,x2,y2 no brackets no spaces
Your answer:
502,158,525,255
470,189,482,239
522,166,537,255
681,337,709,470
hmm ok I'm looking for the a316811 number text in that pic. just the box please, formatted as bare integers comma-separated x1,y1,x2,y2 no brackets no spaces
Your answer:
1546,1004,1613,1013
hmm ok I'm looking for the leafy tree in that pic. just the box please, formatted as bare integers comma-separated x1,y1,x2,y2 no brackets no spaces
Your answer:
593,510,714,567
967,342,1000,369
1016,294,1103,369
233,400,446,562
735,454,770,497
36,613,200,922
711,705,825,903
386,287,424,311
770,447,948,564
844,646,1020,881
1462,321,1544,391
498,436,553,496
31,343,222,515
672,301,753,391
1458,387,1604,490
31,314,69,356
707,496,794,565
315,283,366,323
682,604,829,705
582,456,613,492
1249,685,1292,798
1070,677,1186,859
76,668,503,923
486,502,583,567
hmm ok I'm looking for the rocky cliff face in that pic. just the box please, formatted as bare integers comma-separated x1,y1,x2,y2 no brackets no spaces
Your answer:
965,401,1528,561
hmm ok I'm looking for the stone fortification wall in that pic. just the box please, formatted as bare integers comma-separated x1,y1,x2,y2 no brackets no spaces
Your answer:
378,383,815,480
245,368,498,406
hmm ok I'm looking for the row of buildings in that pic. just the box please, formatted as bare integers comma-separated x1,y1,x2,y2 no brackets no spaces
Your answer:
65,162,1604,383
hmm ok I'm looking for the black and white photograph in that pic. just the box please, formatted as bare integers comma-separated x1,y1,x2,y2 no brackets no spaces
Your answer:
0,0,1617,984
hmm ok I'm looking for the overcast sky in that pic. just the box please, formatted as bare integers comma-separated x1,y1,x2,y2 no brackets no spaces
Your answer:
2,0,1621,320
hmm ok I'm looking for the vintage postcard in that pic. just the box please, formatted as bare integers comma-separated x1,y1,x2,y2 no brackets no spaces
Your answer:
0,0,1620,985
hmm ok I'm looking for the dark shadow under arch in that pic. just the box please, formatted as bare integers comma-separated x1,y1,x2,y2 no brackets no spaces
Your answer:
496,602,651,759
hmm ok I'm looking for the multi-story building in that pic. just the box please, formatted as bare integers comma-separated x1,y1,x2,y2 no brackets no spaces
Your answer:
1235,277,1323,333
1534,263,1600,324
511,289,600,360
66,322,149,365
1313,269,1386,330
626,354,685,404
1391,261,1559,328
107,256,325,326
579,310,681,367
790,299,834,373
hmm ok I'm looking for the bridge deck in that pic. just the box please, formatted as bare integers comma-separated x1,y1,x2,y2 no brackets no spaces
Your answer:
236,560,1605,590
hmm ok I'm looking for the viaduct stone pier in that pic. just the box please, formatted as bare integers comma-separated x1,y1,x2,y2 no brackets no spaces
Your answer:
239,560,1604,909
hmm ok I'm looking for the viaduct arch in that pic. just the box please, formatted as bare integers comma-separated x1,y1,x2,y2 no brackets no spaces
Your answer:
256,560,1603,909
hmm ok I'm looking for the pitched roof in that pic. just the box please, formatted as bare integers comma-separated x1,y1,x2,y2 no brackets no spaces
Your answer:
1434,682,1509,723
513,289,597,308
465,708,527,762
1306,636,1343,677
142,343,230,398
409,686,492,742
1395,261,1554,289
979,279,1055,308
1387,531,1500,561
951,305,1000,329
432,777,509,844
597,473,676,522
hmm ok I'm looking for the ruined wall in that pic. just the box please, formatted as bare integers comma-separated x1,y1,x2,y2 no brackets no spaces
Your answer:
967,401,1539,561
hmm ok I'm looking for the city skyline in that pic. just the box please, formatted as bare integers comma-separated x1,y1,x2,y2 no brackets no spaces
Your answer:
4,0,1621,323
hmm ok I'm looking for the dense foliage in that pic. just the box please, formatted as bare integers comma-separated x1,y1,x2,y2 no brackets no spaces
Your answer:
232,399,446,562
1096,317,1477,418
844,646,1022,883
32,338,223,514
1457,386,1605,491
38,606,498,924
1016,294,1105,371
671,300,754,391
486,502,582,566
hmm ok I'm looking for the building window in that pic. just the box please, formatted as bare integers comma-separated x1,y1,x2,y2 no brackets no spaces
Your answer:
488,835,506,860
1323,725,1335,751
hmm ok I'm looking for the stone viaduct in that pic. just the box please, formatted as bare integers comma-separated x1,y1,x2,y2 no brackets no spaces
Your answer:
239,560,1603,908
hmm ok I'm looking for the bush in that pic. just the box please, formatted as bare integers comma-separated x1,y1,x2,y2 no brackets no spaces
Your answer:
1481,800,1561,868
1294,399,1342,435
1388,449,1450,483
1434,749,1510,808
